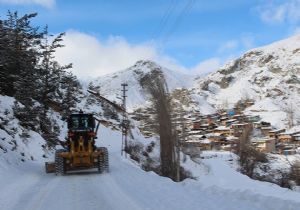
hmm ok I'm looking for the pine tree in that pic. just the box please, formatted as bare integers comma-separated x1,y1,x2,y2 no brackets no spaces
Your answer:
35,27,75,144
86,82,101,106
1,11,81,144
60,72,81,119
36,27,71,115
0,19,7,94
4,11,42,130
3,11,41,96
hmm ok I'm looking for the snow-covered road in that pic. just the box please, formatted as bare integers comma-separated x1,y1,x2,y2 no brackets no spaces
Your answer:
1,126,300,210
1,150,300,210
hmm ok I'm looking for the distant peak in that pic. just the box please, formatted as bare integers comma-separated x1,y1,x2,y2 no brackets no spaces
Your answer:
133,60,161,69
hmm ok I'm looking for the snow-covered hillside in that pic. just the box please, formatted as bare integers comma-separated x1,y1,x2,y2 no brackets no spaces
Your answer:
193,35,300,128
90,60,195,111
0,95,62,166
88,35,300,127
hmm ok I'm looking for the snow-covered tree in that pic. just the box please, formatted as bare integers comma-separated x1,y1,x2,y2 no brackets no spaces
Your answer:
2,11,41,97
60,72,81,119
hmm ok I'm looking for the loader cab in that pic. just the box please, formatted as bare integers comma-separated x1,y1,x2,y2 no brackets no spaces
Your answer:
68,113,95,132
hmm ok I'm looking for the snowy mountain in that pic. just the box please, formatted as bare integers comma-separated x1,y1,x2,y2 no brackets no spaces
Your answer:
88,35,300,128
193,35,300,129
89,60,195,111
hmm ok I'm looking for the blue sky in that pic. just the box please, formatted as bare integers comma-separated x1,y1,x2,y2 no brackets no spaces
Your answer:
0,0,300,78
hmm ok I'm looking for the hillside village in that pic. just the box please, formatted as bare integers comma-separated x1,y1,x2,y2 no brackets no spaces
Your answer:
133,98,300,156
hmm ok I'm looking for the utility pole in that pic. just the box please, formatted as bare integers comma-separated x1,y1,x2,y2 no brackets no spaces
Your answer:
121,83,128,157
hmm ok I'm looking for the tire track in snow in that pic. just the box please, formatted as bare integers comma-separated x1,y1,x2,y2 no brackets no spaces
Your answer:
0,172,43,210
22,176,61,210
91,173,143,210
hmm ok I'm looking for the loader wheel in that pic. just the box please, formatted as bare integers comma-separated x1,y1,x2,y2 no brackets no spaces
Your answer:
98,147,109,173
55,149,66,175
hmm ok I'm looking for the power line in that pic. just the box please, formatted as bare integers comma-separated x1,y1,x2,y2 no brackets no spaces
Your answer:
152,0,179,40
161,0,195,45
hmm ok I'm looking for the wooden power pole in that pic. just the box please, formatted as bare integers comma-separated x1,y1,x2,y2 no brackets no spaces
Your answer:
121,83,128,157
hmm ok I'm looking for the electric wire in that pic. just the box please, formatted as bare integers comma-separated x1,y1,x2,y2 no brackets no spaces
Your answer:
152,0,179,40
160,0,195,45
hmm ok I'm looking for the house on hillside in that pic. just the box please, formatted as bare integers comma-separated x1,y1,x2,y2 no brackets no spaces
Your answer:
192,121,201,130
207,133,226,142
293,134,300,142
232,114,244,121
187,130,206,136
261,127,272,136
251,138,276,153
278,133,294,143
277,144,297,155
268,129,286,139
213,126,231,136
220,116,229,125
182,138,212,153
253,122,261,128
246,115,261,123
224,119,238,127
207,133,234,150
230,123,251,137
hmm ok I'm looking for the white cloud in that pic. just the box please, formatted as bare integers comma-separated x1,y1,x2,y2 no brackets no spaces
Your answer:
217,35,255,56
54,30,226,79
190,58,222,75
257,0,300,24
55,30,190,79
218,40,238,53
0,0,55,8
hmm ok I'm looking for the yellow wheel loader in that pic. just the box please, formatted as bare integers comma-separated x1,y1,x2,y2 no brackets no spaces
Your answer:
45,111,109,175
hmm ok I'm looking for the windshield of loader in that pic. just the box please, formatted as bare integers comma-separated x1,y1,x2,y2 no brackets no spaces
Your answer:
69,115,94,131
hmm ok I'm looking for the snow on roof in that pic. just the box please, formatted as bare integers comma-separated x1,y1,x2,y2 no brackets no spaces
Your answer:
215,126,230,131
188,130,203,134
201,124,209,126
269,129,285,133
231,123,247,126
188,134,206,139
227,136,238,140
210,133,222,137
261,127,272,130
225,119,237,122
251,138,275,142
200,139,212,144
185,139,211,144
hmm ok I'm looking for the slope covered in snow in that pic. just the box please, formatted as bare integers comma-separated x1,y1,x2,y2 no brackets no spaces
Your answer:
193,35,300,128
0,95,55,166
90,60,195,111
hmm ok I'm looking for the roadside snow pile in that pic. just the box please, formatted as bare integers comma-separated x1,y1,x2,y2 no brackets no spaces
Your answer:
186,151,300,202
